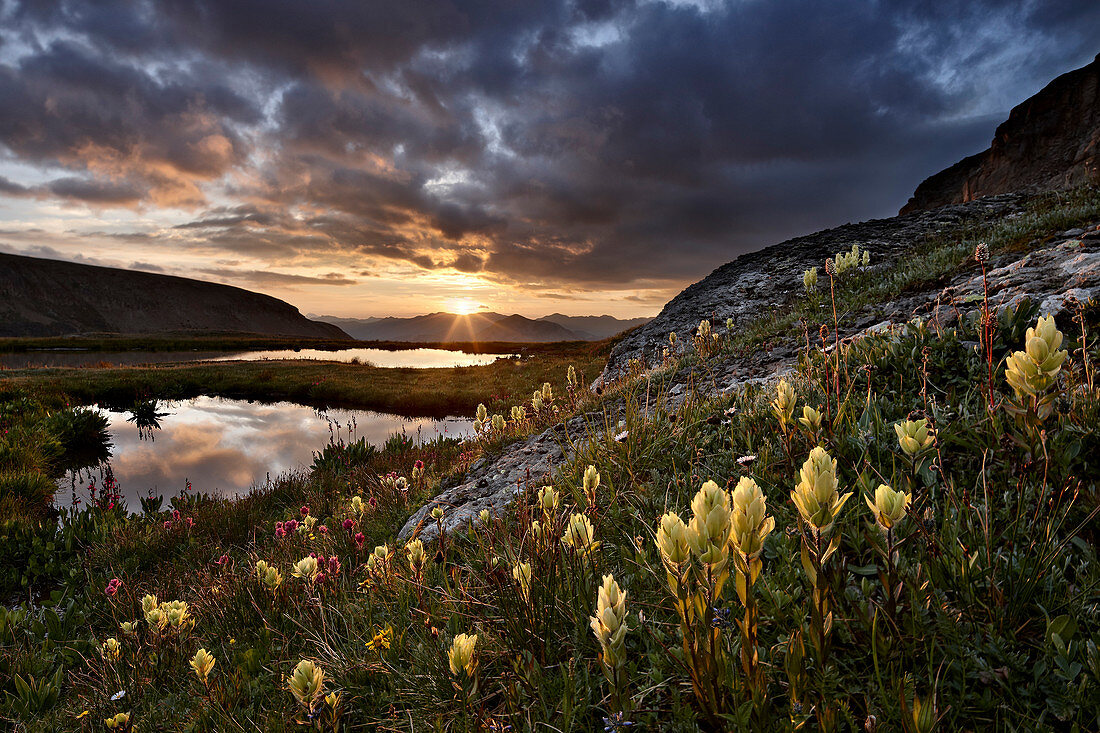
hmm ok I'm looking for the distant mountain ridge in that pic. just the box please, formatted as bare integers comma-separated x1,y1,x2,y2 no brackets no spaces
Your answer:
315,312,649,342
901,53,1100,213
0,253,350,339
539,314,651,340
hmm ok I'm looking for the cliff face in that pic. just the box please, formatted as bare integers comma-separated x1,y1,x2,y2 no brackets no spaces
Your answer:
901,54,1100,214
0,253,351,339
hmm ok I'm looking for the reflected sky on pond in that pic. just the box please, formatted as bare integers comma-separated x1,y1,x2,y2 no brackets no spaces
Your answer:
55,397,471,510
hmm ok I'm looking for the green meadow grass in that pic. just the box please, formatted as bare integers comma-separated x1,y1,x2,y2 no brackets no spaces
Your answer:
0,339,613,417
2,189,1099,731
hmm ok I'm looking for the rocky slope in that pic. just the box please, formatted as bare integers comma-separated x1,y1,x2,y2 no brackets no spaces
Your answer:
901,54,1100,214
599,194,1023,383
401,204,1100,542
0,253,350,339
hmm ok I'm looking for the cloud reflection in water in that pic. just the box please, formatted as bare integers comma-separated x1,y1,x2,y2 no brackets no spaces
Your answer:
57,396,471,509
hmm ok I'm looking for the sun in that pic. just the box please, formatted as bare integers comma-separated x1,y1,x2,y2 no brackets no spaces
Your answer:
446,297,482,315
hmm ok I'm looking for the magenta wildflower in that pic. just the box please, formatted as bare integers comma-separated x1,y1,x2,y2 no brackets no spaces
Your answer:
342,518,356,531
354,532,365,549
319,525,328,535
300,505,310,516
104,578,122,597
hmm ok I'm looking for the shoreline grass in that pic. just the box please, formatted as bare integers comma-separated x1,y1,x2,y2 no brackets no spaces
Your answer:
0,339,615,417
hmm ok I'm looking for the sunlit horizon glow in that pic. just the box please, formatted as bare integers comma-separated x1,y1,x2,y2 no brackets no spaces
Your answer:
444,297,486,316
0,1,1096,320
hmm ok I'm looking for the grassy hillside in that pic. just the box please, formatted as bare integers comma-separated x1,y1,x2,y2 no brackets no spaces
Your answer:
2,191,1099,731
0,253,350,341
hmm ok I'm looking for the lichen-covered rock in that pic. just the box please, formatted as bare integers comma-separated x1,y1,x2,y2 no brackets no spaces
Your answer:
925,231,1100,324
600,194,1024,383
399,414,582,542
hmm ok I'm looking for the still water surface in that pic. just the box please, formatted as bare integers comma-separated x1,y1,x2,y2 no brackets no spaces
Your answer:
206,347,504,367
3,347,506,369
55,396,472,509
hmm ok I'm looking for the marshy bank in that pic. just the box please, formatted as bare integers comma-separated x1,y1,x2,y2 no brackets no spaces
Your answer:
0,338,614,417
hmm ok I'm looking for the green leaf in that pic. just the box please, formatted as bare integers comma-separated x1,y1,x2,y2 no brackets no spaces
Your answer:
1047,615,1077,646
800,545,817,586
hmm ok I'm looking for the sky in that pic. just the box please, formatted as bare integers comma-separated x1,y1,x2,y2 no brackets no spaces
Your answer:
0,1,1097,319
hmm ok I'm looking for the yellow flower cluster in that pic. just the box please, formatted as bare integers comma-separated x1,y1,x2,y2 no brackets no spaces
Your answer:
729,477,775,566
772,380,796,431
473,403,489,433
894,418,934,457
368,624,393,651
864,484,911,531
583,465,600,505
291,556,320,582
513,562,532,603
287,659,324,710
537,486,560,514
142,594,193,633
406,539,427,578
104,712,130,729
687,480,732,572
791,446,852,535
365,543,390,580
1005,315,1068,399
562,513,598,558
798,405,823,432
827,243,870,276
448,633,479,677
190,648,216,683
100,637,122,662
589,574,628,671
256,560,283,591
803,266,818,292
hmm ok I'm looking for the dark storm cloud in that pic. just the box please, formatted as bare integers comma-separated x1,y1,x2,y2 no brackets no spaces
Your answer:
0,37,258,205
0,175,29,195
196,268,357,288
2,0,1099,288
47,176,145,204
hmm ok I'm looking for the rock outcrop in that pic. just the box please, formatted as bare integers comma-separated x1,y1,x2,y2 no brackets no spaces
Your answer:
901,54,1100,214
0,253,351,339
402,208,1100,543
599,194,1024,383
